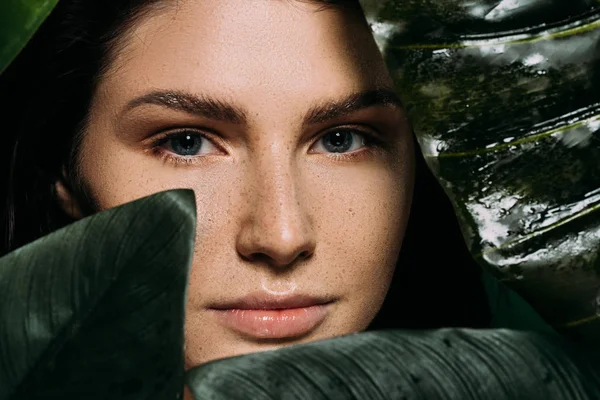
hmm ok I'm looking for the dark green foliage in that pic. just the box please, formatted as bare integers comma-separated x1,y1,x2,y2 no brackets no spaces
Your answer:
0,190,196,400
0,0,58,74
187,328,600,399
372,0,600,341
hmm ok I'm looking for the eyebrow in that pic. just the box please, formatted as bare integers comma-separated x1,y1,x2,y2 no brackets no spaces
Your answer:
304,88,403,125
122,88,403,126
123,91,248,125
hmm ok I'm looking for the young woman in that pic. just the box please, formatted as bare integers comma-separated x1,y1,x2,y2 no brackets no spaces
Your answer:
1,0,492,370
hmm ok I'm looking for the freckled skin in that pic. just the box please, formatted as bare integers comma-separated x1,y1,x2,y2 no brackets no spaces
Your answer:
59,0,414,367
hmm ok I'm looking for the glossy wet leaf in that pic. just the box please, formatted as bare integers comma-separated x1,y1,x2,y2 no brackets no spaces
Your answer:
0,189,196,400
0,0,58,75
187,328,600,400
366,0,600,343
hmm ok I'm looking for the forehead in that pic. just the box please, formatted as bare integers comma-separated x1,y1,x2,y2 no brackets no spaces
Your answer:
98,0,390,112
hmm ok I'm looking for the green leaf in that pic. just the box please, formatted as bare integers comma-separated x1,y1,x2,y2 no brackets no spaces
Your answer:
187,328,600,399
0,0,58,75
367,1,600,342
0,189,196,399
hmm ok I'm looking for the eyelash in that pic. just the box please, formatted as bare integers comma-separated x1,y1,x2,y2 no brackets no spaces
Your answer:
148,128,221,166
148,126,386,166
310,128,386,162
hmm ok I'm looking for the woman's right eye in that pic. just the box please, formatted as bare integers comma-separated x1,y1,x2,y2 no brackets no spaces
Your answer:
157,131,220,157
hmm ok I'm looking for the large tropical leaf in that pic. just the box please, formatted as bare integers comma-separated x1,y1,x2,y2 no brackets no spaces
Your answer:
0,0,58,75
0,189,196,399
187,328,600,399
366,0,600,343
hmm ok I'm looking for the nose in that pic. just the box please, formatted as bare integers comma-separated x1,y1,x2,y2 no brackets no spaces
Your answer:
236,156,316,269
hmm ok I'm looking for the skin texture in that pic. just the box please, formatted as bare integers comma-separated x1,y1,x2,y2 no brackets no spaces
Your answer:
57,0,414,368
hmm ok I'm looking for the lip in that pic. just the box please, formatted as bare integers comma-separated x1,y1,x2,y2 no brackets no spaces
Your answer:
208,293,334,340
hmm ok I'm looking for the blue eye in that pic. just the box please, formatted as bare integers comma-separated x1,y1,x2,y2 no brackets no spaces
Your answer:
314,130,367,154
158,131,220,157
167,134,204,156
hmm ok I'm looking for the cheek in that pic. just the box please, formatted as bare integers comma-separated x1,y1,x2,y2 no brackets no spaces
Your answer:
79,138,231,213
78,139,243,272
79,138,161,208
315,174,405,263
307,161,410,320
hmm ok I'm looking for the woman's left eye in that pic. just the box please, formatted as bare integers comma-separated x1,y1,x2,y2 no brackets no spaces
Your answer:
159,132,219,156
311,130,368,154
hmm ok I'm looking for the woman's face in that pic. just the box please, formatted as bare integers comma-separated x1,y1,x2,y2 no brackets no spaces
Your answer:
64,0,413,366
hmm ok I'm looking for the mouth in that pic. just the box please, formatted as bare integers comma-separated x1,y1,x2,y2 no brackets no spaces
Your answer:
208,294,335,340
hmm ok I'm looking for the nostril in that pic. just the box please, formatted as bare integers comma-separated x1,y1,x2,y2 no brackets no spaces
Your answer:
241,248,313,268
244,252,269,264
